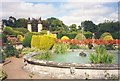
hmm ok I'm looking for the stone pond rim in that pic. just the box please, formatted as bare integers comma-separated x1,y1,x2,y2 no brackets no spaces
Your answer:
23,52,119,70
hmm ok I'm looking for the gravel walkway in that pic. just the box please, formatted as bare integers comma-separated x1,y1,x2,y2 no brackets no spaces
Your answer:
3,57,32,79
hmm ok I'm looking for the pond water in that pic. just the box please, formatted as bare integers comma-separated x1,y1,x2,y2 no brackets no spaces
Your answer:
48,50,119,64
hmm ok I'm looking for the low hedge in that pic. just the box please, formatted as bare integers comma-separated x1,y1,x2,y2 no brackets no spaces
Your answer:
3,26,23,36
84,31,92,39
57,33,77,39
13,28,29,34
57,31,92,39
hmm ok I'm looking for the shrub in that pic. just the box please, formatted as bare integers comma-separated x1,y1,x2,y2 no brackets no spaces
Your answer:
21,47,40,55
40,30,47,35
0,51,5,63
0,69,7,80
103,36,113,40
3,26,23,36
61,36,69,40
105,44,115,50
54,43,70,54
3,26,14,35
49,33,57,39
13,28,29,34
111,31,120,39
33,50,52,60
17,35,24,42
75,33,86,40
2,34,8,43
30,32,43,35
3,44,20,57
31,35,40,48
57,33,77,39
100,32,113,40
0,34,1,39
70,44,80,49
22,32,32,47
84,31,92,39
31,34,56,50
89,45,114,64
22,32,48,47
12,31,20,36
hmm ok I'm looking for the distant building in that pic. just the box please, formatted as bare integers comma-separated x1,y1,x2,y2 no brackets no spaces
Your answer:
27,17,43,32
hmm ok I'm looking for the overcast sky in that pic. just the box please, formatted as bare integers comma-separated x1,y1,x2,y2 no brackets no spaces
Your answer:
1,0,119,26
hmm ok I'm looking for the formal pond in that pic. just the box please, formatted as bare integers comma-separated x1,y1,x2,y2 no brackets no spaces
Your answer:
48,50,119,64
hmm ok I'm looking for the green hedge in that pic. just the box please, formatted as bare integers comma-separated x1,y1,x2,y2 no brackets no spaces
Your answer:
22,32,33,47
13,28,29,34
3,26,23,36
84,31,92,39
111,31,120,39
57,31,92,39
57,33,77,39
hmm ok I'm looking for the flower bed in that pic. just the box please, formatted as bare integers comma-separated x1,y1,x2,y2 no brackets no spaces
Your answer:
56,39,120,45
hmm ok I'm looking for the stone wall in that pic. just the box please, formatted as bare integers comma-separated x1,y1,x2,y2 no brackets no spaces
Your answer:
22,52,119,79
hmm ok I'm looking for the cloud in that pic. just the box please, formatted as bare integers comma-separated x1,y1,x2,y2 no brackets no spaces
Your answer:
1,0,119,2
1,1,118,26
1,2,57,19
68,0,119,2
59,2,118,25
1,0,24,2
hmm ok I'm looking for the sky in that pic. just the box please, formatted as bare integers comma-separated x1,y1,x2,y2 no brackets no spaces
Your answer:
0,0,119,26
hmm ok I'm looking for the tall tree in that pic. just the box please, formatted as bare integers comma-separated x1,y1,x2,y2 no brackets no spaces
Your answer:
69,24,77,32
2,16,16,27
46,17,69,32
15,18,27,28
97,21,119,39
78,25,81,30
81,20,97,33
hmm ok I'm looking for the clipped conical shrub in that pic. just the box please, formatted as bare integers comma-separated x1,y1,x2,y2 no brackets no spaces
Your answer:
75,33,86,40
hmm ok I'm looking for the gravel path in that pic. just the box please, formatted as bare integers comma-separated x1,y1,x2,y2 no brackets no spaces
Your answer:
3,57,31,79
2,57,57,79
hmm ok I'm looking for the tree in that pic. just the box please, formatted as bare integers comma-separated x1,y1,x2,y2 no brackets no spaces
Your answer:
78,25,81,30
97,21,119,39
15,18,27,28
69,24,77,32
46,17,69,32
2,16,16,27
41,20,49,30
81,20,97,33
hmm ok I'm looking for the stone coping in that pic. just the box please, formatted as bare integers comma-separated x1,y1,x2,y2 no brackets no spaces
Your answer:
23,52,119,70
